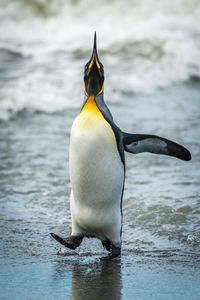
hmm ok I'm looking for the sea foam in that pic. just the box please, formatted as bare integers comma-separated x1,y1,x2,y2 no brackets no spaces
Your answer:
0,0,200,120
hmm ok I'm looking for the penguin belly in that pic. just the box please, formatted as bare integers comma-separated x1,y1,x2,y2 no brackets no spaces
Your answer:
69,99,124,244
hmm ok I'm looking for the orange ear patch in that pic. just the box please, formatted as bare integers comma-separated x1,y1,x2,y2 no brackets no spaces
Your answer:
89,57,94,69
95,58,100,69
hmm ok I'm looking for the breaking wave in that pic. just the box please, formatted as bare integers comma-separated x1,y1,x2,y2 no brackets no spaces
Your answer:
0,0,200,120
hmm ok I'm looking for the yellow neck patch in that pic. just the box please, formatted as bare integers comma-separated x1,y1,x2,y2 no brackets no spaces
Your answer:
81,96,101,116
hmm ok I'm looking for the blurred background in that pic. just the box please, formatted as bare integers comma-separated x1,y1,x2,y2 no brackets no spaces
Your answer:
0,1,200,298
0,0,200,119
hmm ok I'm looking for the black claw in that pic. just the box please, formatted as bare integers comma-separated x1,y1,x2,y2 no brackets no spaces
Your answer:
102,241,111,252
50,232,67,246
50,232,56,238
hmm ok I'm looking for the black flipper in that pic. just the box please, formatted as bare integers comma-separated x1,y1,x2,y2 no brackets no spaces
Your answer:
95,93,191,162
123,133,191,161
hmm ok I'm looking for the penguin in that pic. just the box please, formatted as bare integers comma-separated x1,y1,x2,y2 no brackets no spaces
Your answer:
51,33,191,259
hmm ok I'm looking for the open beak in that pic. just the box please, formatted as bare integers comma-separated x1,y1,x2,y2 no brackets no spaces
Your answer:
89,32,100,69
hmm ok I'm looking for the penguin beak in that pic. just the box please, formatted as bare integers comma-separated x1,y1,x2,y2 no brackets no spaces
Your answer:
84,32,104,97
89,32,101,70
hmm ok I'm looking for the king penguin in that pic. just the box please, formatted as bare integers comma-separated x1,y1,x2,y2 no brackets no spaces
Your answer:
51,33,191,259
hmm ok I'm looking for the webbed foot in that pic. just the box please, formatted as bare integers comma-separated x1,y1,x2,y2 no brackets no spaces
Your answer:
50,233,83,250
101,242,121,260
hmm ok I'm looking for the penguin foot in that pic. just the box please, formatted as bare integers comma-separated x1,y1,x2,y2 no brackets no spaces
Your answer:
100,252,121,261
102,241,111,252
50,233,83,250
101,243,121,260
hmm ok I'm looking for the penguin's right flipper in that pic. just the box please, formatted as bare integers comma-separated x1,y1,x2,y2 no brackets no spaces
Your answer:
50,233,83,249
123,133,191,161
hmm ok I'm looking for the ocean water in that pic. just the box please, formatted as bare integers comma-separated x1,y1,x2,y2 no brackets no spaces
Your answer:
0,0,200,299
0,0,200,120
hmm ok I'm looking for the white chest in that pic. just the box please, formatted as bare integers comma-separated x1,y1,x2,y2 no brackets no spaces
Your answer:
68,99,124,238
69,108,123,196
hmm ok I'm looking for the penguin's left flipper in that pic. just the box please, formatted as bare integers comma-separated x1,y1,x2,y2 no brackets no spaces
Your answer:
50,233,83,249
123,133,191,161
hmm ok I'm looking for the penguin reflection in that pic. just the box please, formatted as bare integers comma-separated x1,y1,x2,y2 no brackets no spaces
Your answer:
70,260,121,300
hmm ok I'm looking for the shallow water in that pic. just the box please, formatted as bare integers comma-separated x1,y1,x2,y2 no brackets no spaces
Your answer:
1,257,200,300
0,83,200,299
1,0,200,298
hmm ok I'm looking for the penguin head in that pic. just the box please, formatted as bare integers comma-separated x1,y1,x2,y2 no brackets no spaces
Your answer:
84,32,104,97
